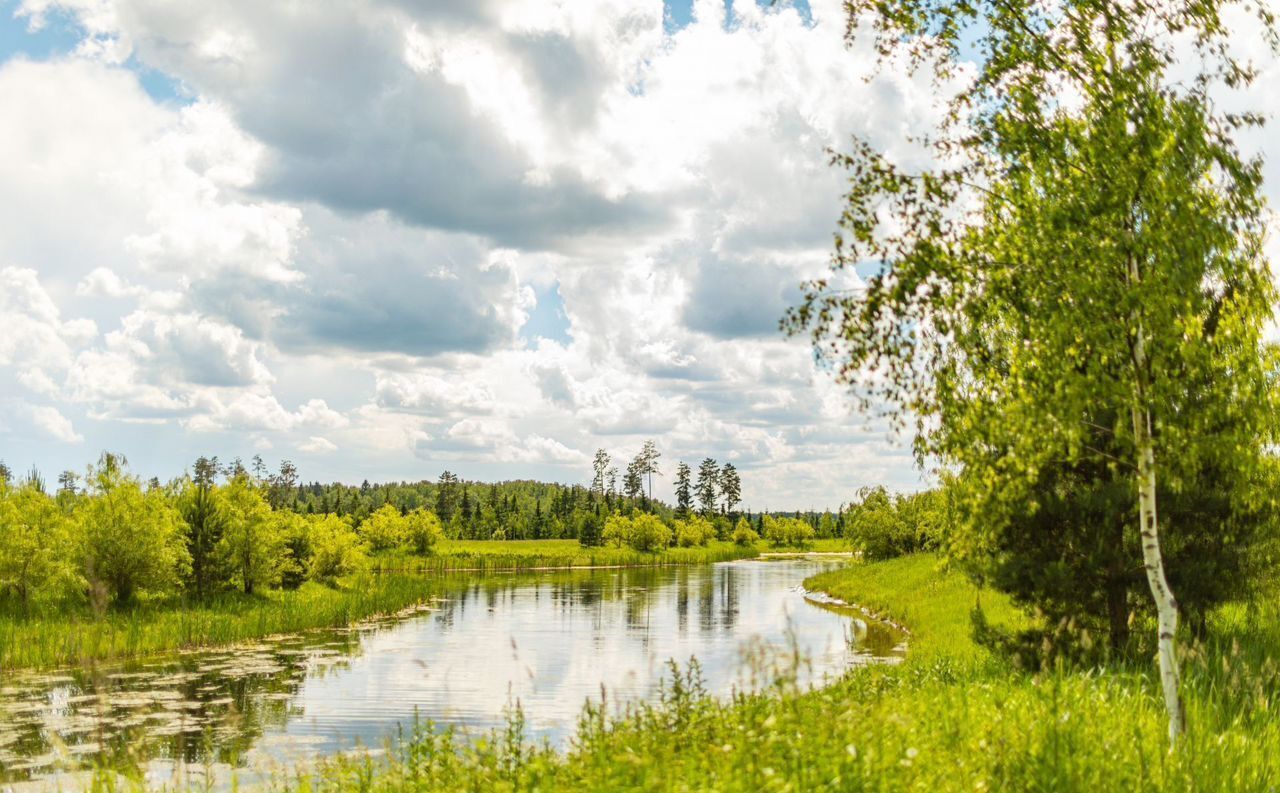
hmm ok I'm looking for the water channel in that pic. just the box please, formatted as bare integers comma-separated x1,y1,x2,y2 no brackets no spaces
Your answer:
0,557,903,787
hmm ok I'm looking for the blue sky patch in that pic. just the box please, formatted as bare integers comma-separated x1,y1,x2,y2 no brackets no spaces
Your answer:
520,282,573,346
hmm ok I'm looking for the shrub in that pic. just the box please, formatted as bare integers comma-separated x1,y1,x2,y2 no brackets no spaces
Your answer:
762,515,814,548
732,517,759,547
308,514,365,583
406,508,444,554
603,513,673,552
844,486,926,561
675,516,716,547
76,454,189,605
219,473,284,595
0,484,74,607
360,504,410,552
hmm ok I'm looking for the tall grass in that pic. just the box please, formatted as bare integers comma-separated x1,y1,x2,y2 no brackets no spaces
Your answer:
274,554,1280,792
0,576,438,671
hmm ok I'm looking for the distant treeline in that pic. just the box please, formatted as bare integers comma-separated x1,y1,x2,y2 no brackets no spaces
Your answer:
0,447,941,612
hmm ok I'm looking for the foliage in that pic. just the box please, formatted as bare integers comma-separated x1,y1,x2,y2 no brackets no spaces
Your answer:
980,456,1278,652
674,516,717,547
407,508,445,554
732,517,759,547
603,513,673,552
274,509,312,589
219,473,285,595
76,454,189,606
176,457,229,600
0,484,73,607
786,0,1280,740
361,503,411,552
844,486,941,561
762,515,815,548
308,514,366,583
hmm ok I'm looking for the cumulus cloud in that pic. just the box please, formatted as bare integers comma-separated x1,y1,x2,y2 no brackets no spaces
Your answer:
300,435,338,453
1,0,1012,504
28,404,85,444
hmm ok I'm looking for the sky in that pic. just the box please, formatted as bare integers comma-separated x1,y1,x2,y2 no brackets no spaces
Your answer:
1,0,1277,509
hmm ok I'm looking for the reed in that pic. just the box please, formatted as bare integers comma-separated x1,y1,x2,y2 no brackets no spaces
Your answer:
0,576,438,671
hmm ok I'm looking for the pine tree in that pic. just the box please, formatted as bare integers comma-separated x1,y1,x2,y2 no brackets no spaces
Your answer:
674,462,692,518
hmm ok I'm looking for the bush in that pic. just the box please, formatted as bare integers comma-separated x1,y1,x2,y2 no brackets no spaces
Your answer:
675,516,716,547
762,515,814,548
732,517,759,547
0,484,74,607
308,514,365,583
603,513,673,552
406,508,444,554
76,454,189,605
360,504,410,552
844,486,933,561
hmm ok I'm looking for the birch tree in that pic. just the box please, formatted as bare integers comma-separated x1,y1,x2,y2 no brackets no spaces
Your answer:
787,0,1278,742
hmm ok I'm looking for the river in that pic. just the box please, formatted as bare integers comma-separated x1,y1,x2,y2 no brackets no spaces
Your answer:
0,557,902,788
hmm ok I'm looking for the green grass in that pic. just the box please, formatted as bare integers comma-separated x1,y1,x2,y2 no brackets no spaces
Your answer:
276,553,1280,792
367,539,758,574
804,552,1027,664
0,576,440,671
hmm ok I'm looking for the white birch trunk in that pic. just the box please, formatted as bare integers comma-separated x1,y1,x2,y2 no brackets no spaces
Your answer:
1131,391,1186,743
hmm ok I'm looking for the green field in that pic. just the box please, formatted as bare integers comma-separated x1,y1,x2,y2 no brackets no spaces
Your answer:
292,554,1280,792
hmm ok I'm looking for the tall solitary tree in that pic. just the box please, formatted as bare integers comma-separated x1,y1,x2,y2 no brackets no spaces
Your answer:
695,458,719,516
674,461,693,518
719,463,741,516
435,471,461,523
591,449,611,499
624,456,645,505
787,0,1277,742
639,440,662,501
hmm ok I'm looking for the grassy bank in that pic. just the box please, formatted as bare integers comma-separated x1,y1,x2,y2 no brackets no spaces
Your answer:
367,539,758,574
0,576,442,672
291,554,1280,792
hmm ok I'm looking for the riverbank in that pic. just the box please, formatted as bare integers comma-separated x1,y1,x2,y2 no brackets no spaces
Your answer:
0,541,761,672
298,554,1280,792
368,539,758,574
0,576,443,671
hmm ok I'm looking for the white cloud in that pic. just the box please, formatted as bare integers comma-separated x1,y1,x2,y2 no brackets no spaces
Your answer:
300,435,338,453
28,404,85,444
0,0,1003,504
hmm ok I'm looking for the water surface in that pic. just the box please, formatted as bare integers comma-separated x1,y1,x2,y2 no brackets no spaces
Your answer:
0,558,902,786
